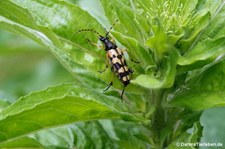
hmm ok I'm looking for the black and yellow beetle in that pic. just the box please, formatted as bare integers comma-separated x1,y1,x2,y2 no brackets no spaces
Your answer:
77,19,136,100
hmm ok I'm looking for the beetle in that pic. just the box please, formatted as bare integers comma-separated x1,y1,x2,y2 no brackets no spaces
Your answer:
77,19,135,100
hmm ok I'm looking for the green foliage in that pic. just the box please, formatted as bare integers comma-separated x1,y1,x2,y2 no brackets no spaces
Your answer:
0,137,44,148
172,60,225,111
0,0,225,148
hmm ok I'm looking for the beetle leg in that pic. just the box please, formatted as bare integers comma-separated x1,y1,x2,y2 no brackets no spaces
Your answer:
121,49,128,53
111,38,115,43
87,38,103,49
131,59,140,63
98,65,108,73
120,85,126,102
120,49,140,63
98,54,109,73
129,68,134,73
103,72,115,92
103,82,113,91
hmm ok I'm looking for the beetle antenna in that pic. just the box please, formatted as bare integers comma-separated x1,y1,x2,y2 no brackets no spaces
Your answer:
76,29,103,37
105,19,118,37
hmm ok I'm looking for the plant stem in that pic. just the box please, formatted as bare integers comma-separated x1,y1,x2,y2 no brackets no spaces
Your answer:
150,89,167,149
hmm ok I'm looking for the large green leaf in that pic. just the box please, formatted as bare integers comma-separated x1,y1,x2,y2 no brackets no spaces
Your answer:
0,83,146,144
0,137,45,148
171,60,225,111
27,120,151,149
70,120,150,149
178,37,225,66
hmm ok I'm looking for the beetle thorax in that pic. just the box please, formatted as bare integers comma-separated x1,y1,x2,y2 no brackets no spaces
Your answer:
99,37,117,51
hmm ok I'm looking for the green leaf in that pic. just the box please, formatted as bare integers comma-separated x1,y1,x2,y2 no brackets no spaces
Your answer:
100,0,147,41
71,121,117,149
0,100,10,111
69,120,151,149
29,120,151,149
175,1,225,81
99,0,154,71
30,126,74,149
109,120,151,149
196,0,225,40
178,1,225,65
112,31,153,69
145,20,169,62
0,137,44,148
171,60,225,111
178,37,225,66
177,11,211,53
132,49,178,89
0,0,106,87
0,83,146,144
168,122,202,149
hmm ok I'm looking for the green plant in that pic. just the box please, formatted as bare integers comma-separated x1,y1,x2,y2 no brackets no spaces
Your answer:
0,0,225,148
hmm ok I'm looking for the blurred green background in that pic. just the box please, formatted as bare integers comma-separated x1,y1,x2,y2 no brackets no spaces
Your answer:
0,29,74,103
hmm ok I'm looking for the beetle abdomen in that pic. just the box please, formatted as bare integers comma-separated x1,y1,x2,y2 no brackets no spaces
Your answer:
107,48,131,86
